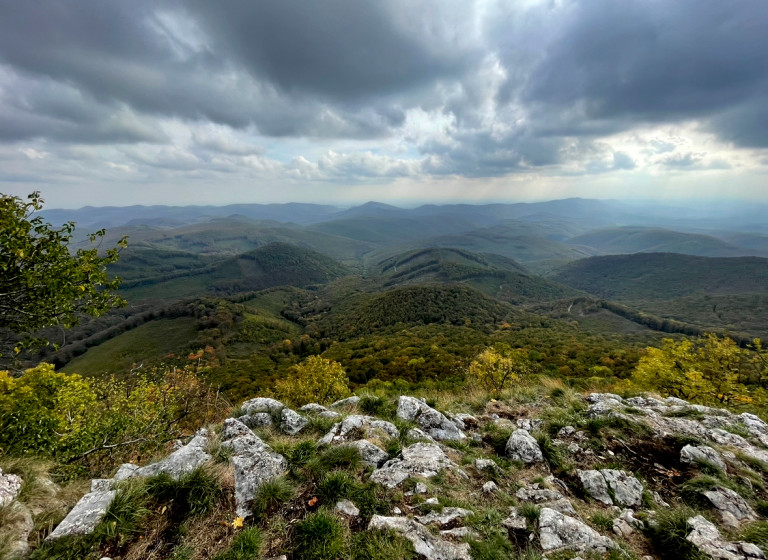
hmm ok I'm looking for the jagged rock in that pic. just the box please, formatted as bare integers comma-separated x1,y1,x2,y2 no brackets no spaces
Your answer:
681,444,728,472
408,427,438,444
416,507,473,528
558,426,577,437
239,412,273,429
425,498,439,505
577,470,612,505
453,413,479,428
336,499,360,516
516,485,576,515
132,429,211,479
370,443,459,488
48,490,116,540
538,507,616,554
396,396,466,441
601,469,643,507
221,418,288,518
703,487,757,528
280,407,308,435
0,467,22,506
113,463,139,481
330,396,360,408
300,403,329,414
349,439,389,468
414,482,428,494
686,515,765,560
368,516,471,560
505,429,543,463
318,415,399,445
241,397,284,415
502,508,529,531
613,509,644,538
482,481,499,493
474,458,497,472
577,469,643,507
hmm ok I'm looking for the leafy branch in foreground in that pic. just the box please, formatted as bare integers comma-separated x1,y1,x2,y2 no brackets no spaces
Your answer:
0,191,127,357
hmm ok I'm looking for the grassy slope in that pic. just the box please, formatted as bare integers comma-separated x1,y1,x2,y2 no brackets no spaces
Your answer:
62,317,199,376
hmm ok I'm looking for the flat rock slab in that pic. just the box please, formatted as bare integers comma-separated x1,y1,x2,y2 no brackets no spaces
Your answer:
370,443,459,488
221,418,288,518
47,490,116,540
396,396,466,441
703,487,757,528
538,507,616,554
416,507,473,528
132,429,211,480
687,515,765,560
368,516,471,560
681,444,728,472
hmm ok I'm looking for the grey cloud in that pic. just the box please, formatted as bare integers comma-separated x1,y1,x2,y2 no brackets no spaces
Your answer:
613,152,635,170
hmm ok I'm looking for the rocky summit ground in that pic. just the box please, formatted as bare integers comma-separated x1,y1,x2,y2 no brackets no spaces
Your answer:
4,385,768,560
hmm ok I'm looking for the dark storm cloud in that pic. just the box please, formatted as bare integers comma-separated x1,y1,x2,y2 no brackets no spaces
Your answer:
0,0,766,181
522,0,768,145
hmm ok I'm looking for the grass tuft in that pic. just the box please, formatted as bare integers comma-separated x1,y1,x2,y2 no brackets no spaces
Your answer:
306,445,362,480
293,510,347,560
212,527,263,560
145,466,223,519
645,506,708,560
251,477,295,519
350,529,417,560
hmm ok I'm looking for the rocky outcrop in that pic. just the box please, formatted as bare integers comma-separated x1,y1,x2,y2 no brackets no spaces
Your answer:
370,443,462,488
241,397,284,416
538,507,616,554
318,415,399,445
505,429,543,463
702,487,757,528
330,396,360,408
368,515,471,560
576,469,643,507
280,407,308,435
132,429,211,479
0,467,22,506
47,490,116,540
681,444,728,472
686,515,765,560
221,418,288,518
396,396,466,441
348,439,389,468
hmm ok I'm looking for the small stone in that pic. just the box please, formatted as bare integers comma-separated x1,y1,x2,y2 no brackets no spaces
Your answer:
474,458,497,472
425,497,439,505
336,499,360,516
505,429,543,463
393,506,403,515
482,481,499,494
414,482,428,494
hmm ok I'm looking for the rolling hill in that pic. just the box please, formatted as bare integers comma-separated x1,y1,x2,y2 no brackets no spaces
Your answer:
566,226,759,257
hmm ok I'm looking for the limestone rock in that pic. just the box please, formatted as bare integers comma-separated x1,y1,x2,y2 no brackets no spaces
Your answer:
613,509,644,538
221,418,288,518
349,439,389,468
300,403,329,414
280,407,308,435
516,418,544,432
686,515,765,560
505,429,543,463
441,527,481,540
396,396,466,441
336,499,360,516
241,397,284,415
538,507,616,554
416,507,473,528
370,443,458,488
0,467,23,506
681,444,727,472
577,469,642,507
368,515,471,560
474,458,497,472
702,487,757,528
482,481,499,494
132,429,211,479
239,412,273,429
47,490,116,540
516,485,577,515
90,479,114,492
113,463,139,481
318,415,399,445
407,427,438,444
330,396,360,408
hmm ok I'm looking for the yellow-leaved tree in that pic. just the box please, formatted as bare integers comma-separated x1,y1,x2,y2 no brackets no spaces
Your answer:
466,344,537,395
275,355,351,406
633,334,765,407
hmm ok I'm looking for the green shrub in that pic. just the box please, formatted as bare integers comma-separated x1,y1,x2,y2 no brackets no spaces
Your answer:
350,529,416,560
213,527,263,560
145,467,223,519
645,506,708,560
306,445,361,480
293,511,346,560
252,477,295,519
318,471,356,504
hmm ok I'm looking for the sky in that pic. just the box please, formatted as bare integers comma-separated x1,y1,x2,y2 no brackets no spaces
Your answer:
1,0,767,208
